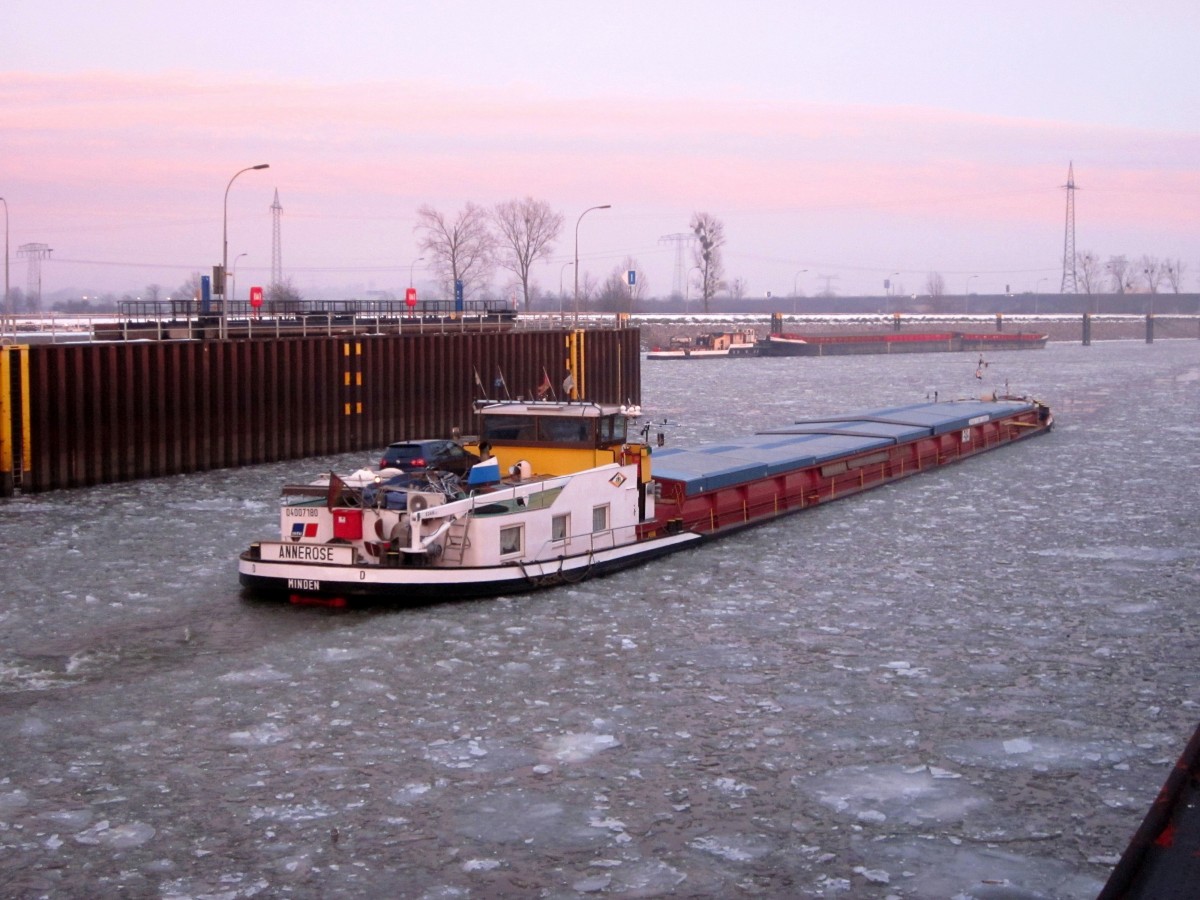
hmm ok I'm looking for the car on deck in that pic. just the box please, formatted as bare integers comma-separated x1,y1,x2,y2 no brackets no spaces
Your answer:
378,439,480,477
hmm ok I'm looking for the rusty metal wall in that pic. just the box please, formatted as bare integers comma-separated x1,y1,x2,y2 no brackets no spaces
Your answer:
3,328,640,495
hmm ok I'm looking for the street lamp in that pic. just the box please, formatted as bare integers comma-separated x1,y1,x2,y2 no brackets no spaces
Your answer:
559,261,574,316
573,204,611,323
230,253,247,306
792,269,808,315
222,163,269,338
409,256,424,288
0,197,8,341
888,271,900,314
1034,277,1047,314
965,274,977,315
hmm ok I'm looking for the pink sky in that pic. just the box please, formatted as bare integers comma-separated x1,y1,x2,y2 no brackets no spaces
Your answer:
4,1,1199,300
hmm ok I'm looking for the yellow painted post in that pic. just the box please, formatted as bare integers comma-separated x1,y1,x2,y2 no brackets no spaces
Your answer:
565,330,585,401
17,348,27,476
576,329,585,399
0,347,12,496
0,345,30,497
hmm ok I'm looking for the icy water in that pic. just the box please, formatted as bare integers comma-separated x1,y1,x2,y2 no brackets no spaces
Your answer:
1,341,1198,899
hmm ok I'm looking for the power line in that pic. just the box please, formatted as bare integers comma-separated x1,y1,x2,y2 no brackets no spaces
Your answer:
657,233,694,299
1060,161,1079,294
271,189,283,287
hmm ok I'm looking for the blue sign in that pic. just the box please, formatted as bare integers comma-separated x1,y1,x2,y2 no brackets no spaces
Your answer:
627,270,636,286
454,279,464,311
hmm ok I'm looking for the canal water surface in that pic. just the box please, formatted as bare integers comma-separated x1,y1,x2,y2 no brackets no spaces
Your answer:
1,340,1198,898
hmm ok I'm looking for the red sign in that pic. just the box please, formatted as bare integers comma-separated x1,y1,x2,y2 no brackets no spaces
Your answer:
405,287,417,307
249,286,264,308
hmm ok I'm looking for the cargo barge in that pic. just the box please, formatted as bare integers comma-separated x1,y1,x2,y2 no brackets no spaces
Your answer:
238,394,1053,605
759,331,1048,356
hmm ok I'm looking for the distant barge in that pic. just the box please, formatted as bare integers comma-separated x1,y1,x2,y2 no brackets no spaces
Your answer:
759,331,1048,356
646,329,759,359
239,393,1053,605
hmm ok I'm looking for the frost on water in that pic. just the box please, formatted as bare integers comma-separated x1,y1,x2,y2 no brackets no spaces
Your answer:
1,343,1198,897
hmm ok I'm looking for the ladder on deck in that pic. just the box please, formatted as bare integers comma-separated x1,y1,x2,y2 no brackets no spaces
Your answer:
443,514,473,564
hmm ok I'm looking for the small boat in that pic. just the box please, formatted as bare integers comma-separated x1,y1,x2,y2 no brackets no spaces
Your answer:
238,393,1053,606
646,329,759,359
759,331,1048,356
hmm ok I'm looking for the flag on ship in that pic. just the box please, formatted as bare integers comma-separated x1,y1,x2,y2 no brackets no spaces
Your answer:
536,368,553,399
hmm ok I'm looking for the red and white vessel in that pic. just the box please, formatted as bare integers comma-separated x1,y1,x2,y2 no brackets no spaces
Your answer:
238,393,1053,605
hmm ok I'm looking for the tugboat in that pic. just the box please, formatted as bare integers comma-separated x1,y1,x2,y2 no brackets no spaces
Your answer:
238,389,1053,606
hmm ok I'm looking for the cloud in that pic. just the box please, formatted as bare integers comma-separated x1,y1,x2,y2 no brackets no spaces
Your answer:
6,71,1197,295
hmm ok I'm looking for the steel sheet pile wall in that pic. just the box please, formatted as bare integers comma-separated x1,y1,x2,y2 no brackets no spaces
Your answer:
5,329,639,494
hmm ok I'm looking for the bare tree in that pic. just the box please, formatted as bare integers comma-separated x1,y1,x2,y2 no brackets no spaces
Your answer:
175,272,205,303
415,203,496,301
492,198,563,312
145,283,163,302
267,277,303,308
1165,259,1187,293
729,277,747,300
1075,251,1104,294
578,272,599,311
592,257,648,313
1136,254,1164,293
1106,255,1130,293
690,212,725,314
925,271,945,297
596,267,628,313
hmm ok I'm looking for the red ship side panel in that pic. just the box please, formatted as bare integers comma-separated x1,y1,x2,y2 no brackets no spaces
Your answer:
649,403,1049,537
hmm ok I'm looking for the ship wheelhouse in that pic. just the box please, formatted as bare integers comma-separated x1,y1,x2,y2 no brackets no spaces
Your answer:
466,401,648,483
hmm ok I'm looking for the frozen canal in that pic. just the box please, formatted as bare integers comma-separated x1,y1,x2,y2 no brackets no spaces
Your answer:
1,340,1198,898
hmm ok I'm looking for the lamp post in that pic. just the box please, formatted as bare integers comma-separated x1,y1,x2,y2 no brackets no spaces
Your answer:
222,163,269,338
559,261,574,316
792,269,808,315
0,197,8,341
888,271,900,314
573,204,610,324
965,274,977,315
1034,277,1047,314
409,256,424,288
230,252,247,307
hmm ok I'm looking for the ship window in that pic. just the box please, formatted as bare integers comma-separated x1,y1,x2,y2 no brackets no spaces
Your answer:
482,415,536,442
540,417,592,443
552,514,569,543
592,504,609,533
599,415,627,443
499,524,523,556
